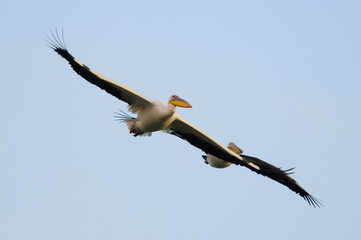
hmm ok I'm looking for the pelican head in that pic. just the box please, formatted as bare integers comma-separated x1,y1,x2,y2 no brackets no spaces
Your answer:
168,95,192,108
227,142,243,155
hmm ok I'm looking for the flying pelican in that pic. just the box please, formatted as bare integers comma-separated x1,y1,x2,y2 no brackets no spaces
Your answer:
203,142,243,168
46,30,321,207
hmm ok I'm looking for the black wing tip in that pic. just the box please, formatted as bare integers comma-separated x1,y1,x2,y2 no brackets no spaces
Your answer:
303,194,323,208
45,28,67,50
45,28,76,63
283,167,296,175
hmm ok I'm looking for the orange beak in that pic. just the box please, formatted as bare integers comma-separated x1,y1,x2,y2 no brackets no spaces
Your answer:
169,95,192,108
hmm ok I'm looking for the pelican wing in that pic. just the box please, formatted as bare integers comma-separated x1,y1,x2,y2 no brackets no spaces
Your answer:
167,117,261,170
47,31,152,113
240,154,322,207
168,117,321,207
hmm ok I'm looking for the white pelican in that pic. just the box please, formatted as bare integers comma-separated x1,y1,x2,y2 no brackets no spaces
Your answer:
203,142,243,168
46,30,321,207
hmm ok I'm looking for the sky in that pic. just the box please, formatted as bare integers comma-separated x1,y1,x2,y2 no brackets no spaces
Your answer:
1,0,361,239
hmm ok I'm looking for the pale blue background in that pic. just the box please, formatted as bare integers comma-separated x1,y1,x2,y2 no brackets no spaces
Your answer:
1,1,361,239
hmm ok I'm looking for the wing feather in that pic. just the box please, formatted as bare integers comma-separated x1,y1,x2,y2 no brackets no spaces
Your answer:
168,117,322,207
47,30,152,113
167,117,257,169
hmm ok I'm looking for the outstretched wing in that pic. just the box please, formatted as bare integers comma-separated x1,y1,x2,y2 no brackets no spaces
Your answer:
167,115,261,170
46,30,152,113
167,116,322,207
240,154,322,207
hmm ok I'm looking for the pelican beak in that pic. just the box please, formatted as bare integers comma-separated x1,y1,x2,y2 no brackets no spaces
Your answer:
227,142,243,155
169,95,192,108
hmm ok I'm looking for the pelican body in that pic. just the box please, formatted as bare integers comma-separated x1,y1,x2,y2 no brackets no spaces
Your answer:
203,142,243,168
125,96,192,136
47,30,321,208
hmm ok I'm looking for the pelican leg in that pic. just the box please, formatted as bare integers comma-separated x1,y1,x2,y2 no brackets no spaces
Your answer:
202,155,209,164
129,126,145,137
133,132,143,137
129,123,140,136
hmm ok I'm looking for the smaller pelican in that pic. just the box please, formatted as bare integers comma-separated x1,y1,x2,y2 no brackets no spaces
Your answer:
203,142,243,168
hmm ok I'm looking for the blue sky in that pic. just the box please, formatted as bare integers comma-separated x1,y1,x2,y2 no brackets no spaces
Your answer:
1,1,361,239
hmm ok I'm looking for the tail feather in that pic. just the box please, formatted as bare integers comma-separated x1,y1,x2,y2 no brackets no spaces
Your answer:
114,109,135,122
114,109,136,129
114,109,151,137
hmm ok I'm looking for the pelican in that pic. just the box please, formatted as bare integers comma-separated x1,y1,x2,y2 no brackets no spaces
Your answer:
203,142,243,168
46,30,321,207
